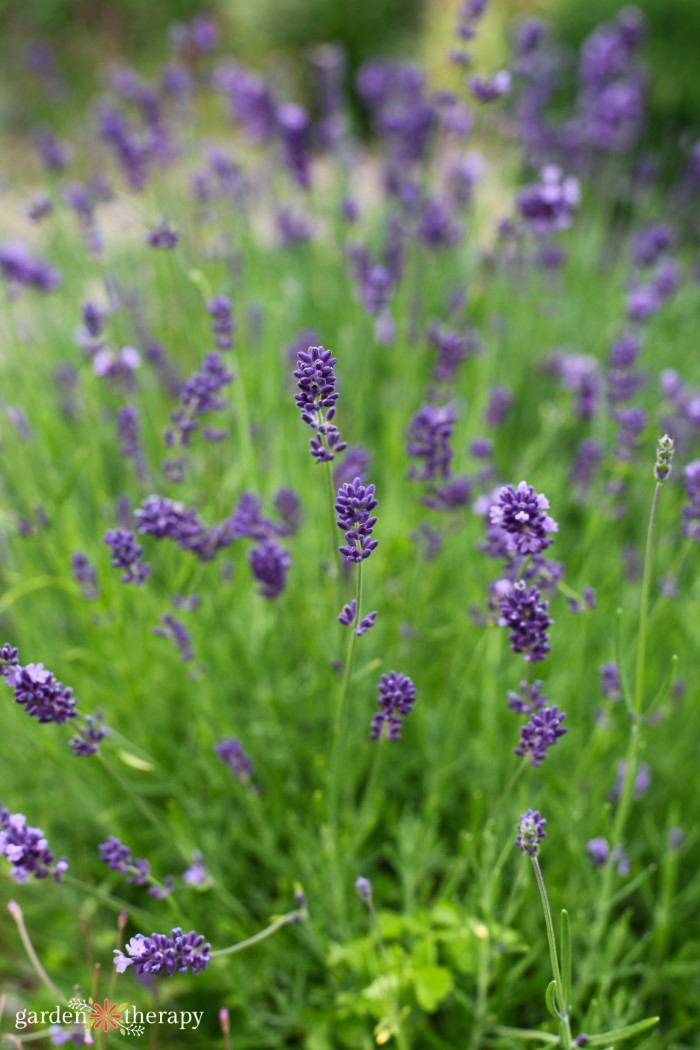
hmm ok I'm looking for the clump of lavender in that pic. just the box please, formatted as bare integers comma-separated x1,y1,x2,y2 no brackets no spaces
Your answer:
152,614,194,662
0,240,61,292
515,706,567,766
273,488,302,536
369,671,416,740
0,648,78,724
114,928,210,976
215,738,254,784
249,539,291,599
277,103,311,189
71,552,99,600
489,481,558,556
293,345,347,463
208,295,235,350
0,804,68,883
335,478,379,563
69,711,109,757
99,836,150,885
104,528,151,585
165,353,234,449
498,581,553,662
515,809,546,857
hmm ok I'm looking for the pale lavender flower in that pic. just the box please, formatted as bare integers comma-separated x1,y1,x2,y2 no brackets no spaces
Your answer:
113,928,210,976
516,809,546,856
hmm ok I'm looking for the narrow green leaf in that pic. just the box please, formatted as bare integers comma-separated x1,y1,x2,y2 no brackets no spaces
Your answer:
560,909,571,1012
646,653,678,713
492,1027,559,1045
545,980,559,1020
586,1016,659,1047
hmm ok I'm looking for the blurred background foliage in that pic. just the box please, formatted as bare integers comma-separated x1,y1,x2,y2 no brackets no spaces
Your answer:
0,0,698,160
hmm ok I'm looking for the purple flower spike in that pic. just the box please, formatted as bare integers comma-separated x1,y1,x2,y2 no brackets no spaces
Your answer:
369,670,416,740
516,809,546,857
498,581,553,662
215,738,254,783
208,295,235,350
407,404,456,481
515,706,567,766
294,345,347,463
355,611,377,636
489,481,558,556
69,710,109,757
335,478,379,563
468,70,512,102
104,528,151,585
249,539,291,599
586,837,609,866
146,220,179,249
1,803,68,882
1,657,78,725
338,600,357,626
113,928,210,977
507,680,547,714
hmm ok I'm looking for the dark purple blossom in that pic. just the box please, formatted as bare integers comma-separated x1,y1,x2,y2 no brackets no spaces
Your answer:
249,540,291,599
337,601,377,635
515,705,567,766
166,353,234,449
71,552,99,600
498,581,552,662
99,836,148,883
0,240,60,291
104,528,151,585
516,809,546,857
1,655,78,724
114,928,210,976
294,345,347,464
277,103,311,189
407,404,456,481
369,671,416,740
82,301,104,340
469,70,512,102
0,804,67,883
26,194,53,222
516,166,580,235
586,837,609,866
208,295,235,350
485,386,513,428
335,478,379,563
215,738,254,783
146,219,179,249
489,482,558,556
153,614,194,662
117,406,144,476
69,711,109,757
507,680,547,714
633,224,672,268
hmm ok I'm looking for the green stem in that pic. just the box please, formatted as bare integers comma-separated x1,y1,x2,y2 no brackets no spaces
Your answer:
583,480,663,992
210,911,301,957
531,859,572,1050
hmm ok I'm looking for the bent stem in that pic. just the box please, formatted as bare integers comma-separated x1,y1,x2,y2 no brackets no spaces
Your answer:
210,909,303,958
531,859,572,1050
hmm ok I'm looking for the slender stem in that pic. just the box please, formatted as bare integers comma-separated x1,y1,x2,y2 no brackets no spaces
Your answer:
8,900,64,1002
353,739,385,850
332,561,363,809
634,482,661,718
583,480,663,993
531,859,572,1050
323,455,339,574
210,911,300,957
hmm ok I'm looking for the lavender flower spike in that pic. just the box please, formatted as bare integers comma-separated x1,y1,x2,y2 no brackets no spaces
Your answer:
369,671,416,740
293,345,347,463
1,653,78,724
114,928,210,976
498,581,553,662
515,706,567,766
516,809,546,857
654,434,674,482
0,803,68,883
489,481,558,556
335,478,379,563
